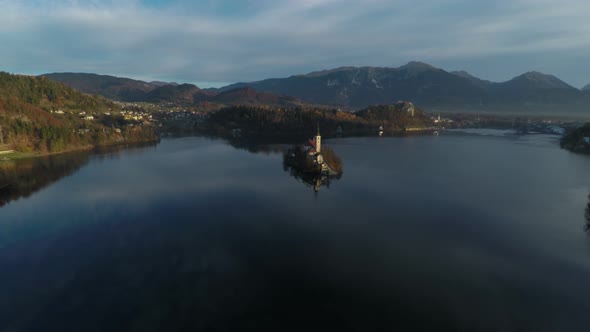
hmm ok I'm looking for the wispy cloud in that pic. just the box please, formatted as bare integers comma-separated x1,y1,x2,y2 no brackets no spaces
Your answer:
1,0,589,87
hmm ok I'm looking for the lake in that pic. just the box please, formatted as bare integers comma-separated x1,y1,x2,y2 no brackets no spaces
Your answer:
1,132,590,332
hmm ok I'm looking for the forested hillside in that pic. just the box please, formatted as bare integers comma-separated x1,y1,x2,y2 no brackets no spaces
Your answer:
206,102,432,137
41,72,156,101
561,123,590,154
0,72,157,154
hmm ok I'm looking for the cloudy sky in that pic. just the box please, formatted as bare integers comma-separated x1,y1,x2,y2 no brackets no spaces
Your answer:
1,0,590,88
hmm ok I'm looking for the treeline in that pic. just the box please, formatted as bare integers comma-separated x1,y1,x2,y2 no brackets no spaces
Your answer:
322,146,343,174
206,103,432,137
355,103,431,130
207,105,359,136
560,123,590,154
0,72,108,110
0,72,158,154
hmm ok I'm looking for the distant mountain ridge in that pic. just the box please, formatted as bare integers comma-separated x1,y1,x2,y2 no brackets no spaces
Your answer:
42,73,156,102
450,70,493,88
504,71,576,90
205,87,300,106
42,73,208,104
221,62,486,109
42,73,299,107
221,62,590,113
143,83,208,104
149,81,179,87
43,64,590,114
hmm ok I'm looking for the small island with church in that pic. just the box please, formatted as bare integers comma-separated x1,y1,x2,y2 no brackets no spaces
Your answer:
283,126,343,192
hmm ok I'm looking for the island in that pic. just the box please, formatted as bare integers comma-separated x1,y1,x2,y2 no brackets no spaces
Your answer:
283,127,343,192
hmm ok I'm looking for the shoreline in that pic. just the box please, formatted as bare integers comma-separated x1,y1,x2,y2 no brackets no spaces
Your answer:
0,137,160,162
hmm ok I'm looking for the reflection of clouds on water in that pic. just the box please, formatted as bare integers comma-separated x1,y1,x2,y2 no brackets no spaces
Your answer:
76,142,293,204
4,135,590,331
0,138,305,238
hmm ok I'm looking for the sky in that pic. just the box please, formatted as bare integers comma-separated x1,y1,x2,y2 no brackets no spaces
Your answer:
1,0,590,88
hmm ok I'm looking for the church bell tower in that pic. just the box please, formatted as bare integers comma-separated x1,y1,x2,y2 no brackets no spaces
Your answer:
315,125,321,153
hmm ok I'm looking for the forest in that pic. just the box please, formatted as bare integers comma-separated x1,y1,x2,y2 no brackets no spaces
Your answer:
0,72,158,155
206,102,433,138
560,123,590,154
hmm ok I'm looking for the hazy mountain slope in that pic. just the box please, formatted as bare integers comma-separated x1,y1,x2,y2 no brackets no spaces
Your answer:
208,87,300,106
486,71,585,111
497,71,576,91
221,63,589,113
222,62,488,109
149,81,179,87
42,73,157,101
143,83,210,104
44,65,590,114
450,70,494,89
43,73,298,108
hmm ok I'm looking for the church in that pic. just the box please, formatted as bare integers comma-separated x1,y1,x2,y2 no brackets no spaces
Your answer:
306,126,324,166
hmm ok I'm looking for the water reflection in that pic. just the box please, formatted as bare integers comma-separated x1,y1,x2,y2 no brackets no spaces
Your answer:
585,194,590,233
0,153,90,207
219,134,345,193
225,137,288,155
211,132,347,193
283,144,343,192
282,160,342,192
0,142,158,207
2,135,590,331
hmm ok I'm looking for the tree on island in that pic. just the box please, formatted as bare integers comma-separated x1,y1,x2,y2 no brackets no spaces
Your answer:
320,146,343,174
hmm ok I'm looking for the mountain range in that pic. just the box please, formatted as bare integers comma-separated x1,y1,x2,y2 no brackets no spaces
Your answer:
43,63,590,114
42,73,301,108
222,62,590,113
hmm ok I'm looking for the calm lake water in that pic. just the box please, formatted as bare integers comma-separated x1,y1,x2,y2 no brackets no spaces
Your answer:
1,133,590,332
